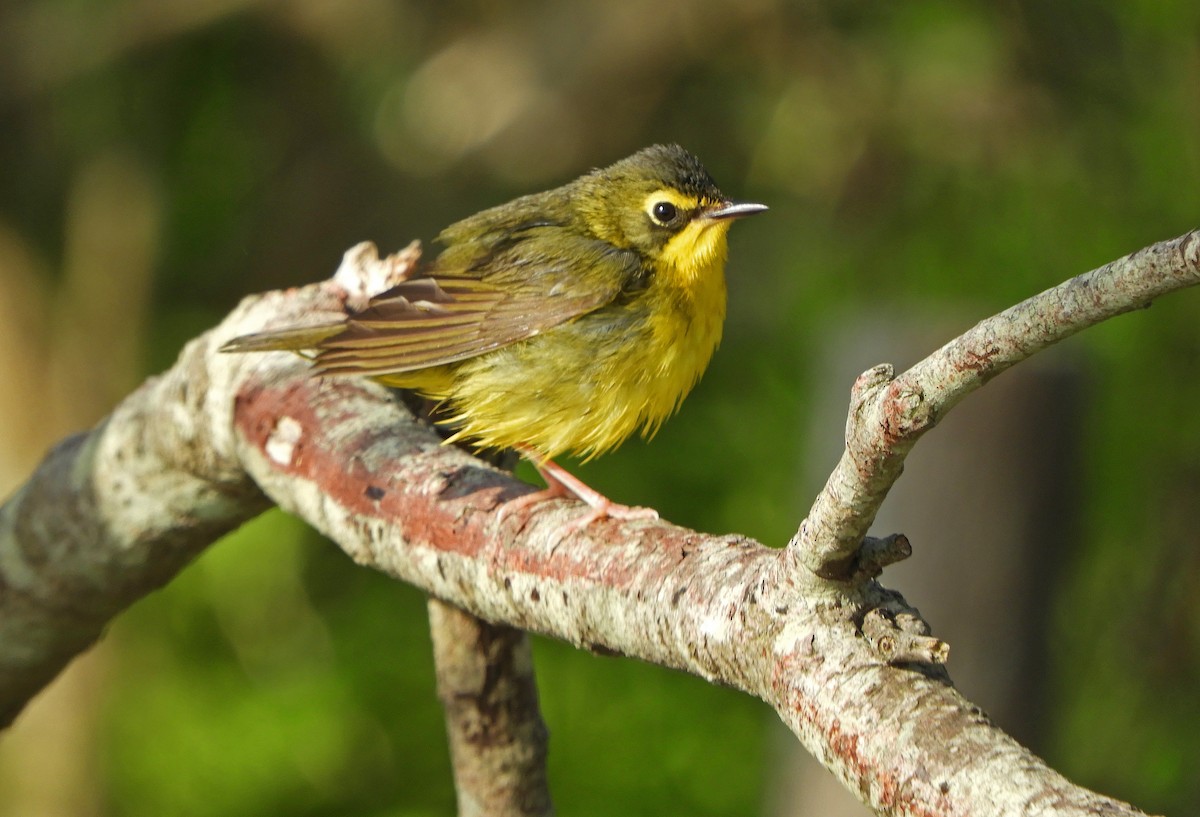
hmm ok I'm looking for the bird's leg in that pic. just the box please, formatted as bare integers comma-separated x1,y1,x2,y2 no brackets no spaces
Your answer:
499,446,659,534
533,457,660,522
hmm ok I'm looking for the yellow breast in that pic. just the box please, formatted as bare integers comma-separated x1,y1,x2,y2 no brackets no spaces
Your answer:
632,216,730,437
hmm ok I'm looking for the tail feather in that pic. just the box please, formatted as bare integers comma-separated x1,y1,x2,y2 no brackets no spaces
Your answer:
220,323,344,354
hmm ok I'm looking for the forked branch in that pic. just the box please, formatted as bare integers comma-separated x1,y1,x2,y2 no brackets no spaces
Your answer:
1,231,1195,817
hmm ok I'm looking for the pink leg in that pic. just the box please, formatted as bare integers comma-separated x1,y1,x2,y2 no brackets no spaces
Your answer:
499,446,659,535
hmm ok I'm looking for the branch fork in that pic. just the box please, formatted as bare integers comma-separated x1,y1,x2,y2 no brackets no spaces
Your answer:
3,231,1197,817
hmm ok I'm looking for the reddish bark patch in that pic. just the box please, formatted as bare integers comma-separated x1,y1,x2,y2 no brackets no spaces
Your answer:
232,374,763,609
234,377,500,556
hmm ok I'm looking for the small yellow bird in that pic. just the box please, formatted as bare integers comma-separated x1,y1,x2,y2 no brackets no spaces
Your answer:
223,144,765,531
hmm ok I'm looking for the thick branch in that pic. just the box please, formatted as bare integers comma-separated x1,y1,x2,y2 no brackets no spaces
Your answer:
791,230,1200,577
223,350,1141,817
0,330,270,726
0,244,404,726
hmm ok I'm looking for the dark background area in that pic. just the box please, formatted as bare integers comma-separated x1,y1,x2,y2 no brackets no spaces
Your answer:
0,2,1197,815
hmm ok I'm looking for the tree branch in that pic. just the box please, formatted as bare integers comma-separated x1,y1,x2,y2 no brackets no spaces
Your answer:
790,230,1200,578
429,600,554,817
0,328,270,726
4,232,1195,816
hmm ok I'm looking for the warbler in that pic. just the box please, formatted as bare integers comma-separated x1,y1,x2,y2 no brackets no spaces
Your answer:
223,144,766,531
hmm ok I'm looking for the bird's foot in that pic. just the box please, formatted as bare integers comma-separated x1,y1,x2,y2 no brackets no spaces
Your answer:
549,497,658,540
497,483,569,524
499,448,659,536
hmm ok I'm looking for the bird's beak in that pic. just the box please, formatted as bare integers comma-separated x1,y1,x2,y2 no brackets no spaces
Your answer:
703,200,769,221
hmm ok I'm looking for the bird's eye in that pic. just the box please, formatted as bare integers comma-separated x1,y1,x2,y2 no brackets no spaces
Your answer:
650,201,678,224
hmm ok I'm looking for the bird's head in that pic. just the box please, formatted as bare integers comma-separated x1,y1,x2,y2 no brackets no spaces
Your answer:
575,144,767,278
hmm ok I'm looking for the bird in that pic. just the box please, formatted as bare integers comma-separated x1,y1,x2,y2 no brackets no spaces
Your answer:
222,144,766,533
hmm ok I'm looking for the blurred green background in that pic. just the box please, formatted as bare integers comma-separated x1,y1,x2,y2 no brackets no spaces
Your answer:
0,1,1198,815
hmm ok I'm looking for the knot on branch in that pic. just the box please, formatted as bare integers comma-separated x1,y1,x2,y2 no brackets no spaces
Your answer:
878,378,937,445
851,533,911,580
844,365,936,474
860,606,949,667
332,240,423,306
810,532,911,582
847,363,894,433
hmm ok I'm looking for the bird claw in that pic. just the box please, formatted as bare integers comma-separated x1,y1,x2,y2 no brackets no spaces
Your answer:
498,484,658,539
496,485,566,525
549,500,658,540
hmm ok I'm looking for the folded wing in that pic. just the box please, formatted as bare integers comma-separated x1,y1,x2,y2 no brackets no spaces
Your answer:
311,231,642,377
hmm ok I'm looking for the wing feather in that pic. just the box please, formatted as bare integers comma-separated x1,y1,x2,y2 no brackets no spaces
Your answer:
309,232,642,376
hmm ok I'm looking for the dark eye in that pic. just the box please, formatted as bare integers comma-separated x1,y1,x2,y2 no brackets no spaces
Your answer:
651,201,678,224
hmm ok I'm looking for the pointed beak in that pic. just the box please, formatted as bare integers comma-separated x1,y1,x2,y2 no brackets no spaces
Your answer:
702,200,769,221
